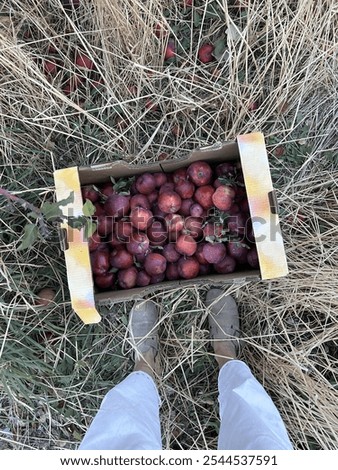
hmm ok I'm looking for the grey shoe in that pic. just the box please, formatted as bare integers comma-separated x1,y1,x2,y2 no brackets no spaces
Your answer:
129,300,159,361
205,288,241,355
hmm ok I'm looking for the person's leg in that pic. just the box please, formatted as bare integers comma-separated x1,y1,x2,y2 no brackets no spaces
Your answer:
206,289,293,450
79,300,162,450
217,360,292,450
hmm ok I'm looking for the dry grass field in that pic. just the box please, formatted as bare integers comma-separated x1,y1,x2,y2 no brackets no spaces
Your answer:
0,0,337,450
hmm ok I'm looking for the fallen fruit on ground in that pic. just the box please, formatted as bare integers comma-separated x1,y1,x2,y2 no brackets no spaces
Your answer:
75,52,94,70
198,44,214,63
165,40,176,60
36,288,56,306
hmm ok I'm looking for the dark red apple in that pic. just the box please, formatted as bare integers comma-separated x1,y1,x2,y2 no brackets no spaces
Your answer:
178,256,200,279
147,220,167,246
100,182,115,198
118,267,138,289
195,242,209,265
166,263,180,280
88,231,101,252
175,181,195,199
172,168,187,184
199,263,211,275
175,234,197,256
136,270,151,287
152,202,167,219
194,185,215,209
212,186,235,211
198,44,214,63
150,273,165,284
94,202,105,217
130,207,153,231
108,233,123,248
82,185,99,203
247,246,259,268
110,247,134,269
153,172,168,187
114,219,133,242
227,241,249,264
179,198,194,216
158,190,182,214
227,213,247,236
215,162,235,177
213,255,236,274
203,222,224,239
105,194,130,218
130,194,151,210
135,173,156,195
184,216,203,239
163,244,180,263
130,181,138,195
126,232,150,255
144,253,167,276
228,203,240,215
187,161,212,186
134,251,148,264
159,182,175,194
165,213,184,234
202,242,226,264
97,215,114,236
90,249,110,275
147,191,158,205
189,203,204,218
95,272,115,290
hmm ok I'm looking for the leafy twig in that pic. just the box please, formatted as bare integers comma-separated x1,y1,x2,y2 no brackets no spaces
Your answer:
0,187,51,238
0,187,96,249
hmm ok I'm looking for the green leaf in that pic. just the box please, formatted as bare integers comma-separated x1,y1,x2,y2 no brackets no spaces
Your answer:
82,199,96,217
18,223,39,250
193,11,202,28
205,2,221,19
84,219,97,240
41,202,62,220
57,192,74,207
68,216,86,230
213,37,227,60
41,193,74,221
112,176,135,194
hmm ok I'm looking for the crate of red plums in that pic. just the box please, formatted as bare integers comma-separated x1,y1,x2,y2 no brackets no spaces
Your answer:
54,133,288,324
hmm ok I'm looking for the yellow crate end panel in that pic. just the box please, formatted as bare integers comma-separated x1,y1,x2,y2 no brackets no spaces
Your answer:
54,167,101,324
237,133,288,280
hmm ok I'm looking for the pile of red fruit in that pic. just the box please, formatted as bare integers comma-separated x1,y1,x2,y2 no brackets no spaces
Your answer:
82,160,259,291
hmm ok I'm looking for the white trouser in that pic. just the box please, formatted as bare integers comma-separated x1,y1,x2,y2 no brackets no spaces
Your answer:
79,360,293,450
